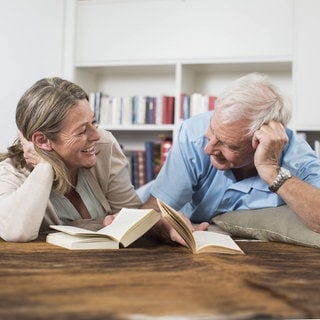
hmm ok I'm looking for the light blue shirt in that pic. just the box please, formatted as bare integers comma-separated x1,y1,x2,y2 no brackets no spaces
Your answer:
150,111,320,223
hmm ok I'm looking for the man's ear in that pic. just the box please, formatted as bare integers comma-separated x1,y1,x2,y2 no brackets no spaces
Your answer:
31,131,53,151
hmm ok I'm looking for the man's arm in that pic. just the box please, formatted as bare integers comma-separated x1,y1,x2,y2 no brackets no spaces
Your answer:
140,194,160,211
275,177,320,232
253,121,320,232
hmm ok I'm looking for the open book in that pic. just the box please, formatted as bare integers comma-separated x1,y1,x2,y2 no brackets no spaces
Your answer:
157,199,244,255
46,208,161,250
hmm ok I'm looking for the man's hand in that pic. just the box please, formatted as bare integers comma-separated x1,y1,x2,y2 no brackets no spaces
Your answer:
151,215,209,247
141,195,209,246
252,121,289,185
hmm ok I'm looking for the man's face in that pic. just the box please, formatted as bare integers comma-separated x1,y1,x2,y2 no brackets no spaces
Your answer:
204,113,256,170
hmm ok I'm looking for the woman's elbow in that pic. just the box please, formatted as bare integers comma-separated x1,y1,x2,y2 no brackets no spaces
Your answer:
0,228,38,242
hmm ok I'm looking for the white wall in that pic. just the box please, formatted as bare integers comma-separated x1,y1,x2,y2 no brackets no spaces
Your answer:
0,0,65,151
292,0,320,130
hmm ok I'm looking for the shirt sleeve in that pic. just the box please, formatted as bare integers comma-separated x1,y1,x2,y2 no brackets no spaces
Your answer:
0,161,54,242
150,115,211,210
283,130,320,187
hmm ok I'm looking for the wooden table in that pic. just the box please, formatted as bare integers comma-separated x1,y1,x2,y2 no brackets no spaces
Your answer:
0,235,320,320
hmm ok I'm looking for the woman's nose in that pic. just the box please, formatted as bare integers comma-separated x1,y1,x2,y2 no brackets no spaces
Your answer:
89,125,101,141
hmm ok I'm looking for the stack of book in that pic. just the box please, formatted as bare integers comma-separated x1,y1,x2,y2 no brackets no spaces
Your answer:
180,93,216,120
89,92,175,126
125,137,172,189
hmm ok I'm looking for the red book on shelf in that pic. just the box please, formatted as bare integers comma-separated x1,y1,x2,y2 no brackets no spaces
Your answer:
137,150,146,187
160,138,173,165
208,95,217,111
162,95,175,124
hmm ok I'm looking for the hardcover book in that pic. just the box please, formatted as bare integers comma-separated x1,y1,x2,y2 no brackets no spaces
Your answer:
46,208,161,250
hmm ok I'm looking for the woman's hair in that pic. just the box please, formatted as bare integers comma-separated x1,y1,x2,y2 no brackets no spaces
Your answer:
0,77,88,195
214,72,292,136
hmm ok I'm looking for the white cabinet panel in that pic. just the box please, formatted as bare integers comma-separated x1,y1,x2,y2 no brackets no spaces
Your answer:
292,0,320,130
75,0,293,65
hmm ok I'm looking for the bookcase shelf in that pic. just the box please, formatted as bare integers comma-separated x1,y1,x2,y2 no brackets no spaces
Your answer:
71,0,294,152
99,124,175,132
75,59,292,150
69,0,295,187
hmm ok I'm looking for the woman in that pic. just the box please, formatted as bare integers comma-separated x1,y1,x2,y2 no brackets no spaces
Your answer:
0,77,141,242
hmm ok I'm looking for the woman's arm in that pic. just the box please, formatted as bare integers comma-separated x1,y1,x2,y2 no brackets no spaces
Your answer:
0,162,54,242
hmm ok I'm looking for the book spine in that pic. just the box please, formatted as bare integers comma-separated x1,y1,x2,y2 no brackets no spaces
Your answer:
145,141,154,183
137,150,146,187
162,95,175,124
93,91,102,124
160,138,173,165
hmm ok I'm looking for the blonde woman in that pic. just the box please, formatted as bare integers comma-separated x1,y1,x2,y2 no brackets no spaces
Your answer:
0,77,141,242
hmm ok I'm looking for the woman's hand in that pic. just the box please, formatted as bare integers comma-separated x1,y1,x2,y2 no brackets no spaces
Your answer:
19,132,44,167
103,214,117,226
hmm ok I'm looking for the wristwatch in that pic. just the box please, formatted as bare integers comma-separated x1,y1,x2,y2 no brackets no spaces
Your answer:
268,167,292,193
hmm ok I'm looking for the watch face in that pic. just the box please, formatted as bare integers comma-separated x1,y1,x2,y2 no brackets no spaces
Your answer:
280,167,292,178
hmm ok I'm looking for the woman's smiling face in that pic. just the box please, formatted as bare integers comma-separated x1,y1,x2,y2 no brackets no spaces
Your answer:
49,99,101,172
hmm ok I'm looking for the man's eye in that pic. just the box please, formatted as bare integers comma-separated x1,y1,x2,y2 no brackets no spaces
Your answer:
226,145,237,150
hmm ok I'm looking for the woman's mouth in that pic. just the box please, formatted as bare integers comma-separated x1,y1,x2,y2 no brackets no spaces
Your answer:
82,146,95,154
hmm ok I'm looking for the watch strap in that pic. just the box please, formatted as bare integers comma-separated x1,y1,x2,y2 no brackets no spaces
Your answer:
268,167,292,193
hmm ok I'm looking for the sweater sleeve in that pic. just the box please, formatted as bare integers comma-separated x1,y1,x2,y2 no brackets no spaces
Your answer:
0,161,54,242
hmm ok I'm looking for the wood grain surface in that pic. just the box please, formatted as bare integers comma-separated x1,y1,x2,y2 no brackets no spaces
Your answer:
0,235,319,320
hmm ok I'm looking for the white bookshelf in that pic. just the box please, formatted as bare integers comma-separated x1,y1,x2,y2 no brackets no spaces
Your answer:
74,59,292,149
70,0,294,150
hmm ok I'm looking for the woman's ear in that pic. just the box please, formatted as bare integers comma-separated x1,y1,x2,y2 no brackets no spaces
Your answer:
32,131,52,151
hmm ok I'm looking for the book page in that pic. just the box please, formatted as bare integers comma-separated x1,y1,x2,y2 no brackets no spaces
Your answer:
96,208,161,247
46,232,120,250
157,199,196,250
193,231,244,254
50,208,158,245
157,199,244,255
50,225,110,238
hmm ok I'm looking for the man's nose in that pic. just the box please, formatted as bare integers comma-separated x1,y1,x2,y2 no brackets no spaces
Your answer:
204,137,219,153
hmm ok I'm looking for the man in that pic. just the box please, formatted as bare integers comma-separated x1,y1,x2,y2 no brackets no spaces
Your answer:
143,73,320,244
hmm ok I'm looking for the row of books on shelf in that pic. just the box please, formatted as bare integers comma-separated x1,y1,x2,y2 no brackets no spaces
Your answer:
89,92,217,126
90,92,175,125
124,138,173,189
180,93,217,120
